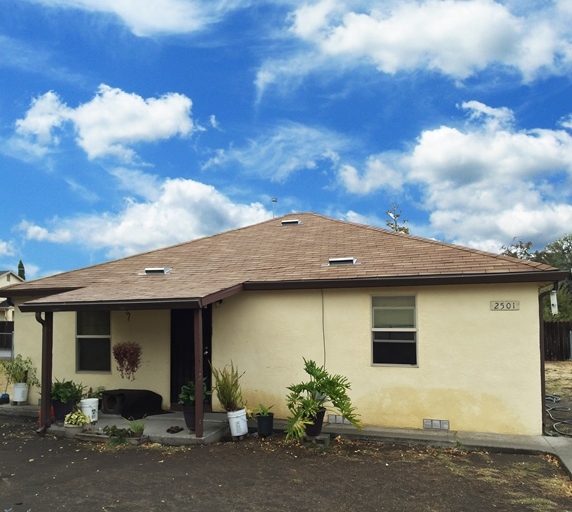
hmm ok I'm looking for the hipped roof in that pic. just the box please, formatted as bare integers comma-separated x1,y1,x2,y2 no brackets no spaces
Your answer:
5,213,568,312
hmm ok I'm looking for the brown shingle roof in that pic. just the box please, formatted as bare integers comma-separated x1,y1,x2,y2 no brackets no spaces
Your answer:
7,213,568,311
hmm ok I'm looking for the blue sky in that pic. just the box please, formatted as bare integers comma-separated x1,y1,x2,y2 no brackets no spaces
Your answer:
1,0,572,279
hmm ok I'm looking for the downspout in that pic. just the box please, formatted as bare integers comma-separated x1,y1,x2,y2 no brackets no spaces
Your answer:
539,283,558,435
35,311,54,436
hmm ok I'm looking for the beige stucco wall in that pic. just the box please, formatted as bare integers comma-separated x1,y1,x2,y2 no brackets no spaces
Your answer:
13,303,171,407
12,281,543,435
212,284,543,435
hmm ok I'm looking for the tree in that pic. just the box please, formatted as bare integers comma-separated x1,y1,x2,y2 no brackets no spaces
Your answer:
534,234,572,275
17,260,25,281
386,203,410,234
500,238,533,260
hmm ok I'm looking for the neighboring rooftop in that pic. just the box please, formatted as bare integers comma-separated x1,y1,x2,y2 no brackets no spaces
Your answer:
4,213,568,311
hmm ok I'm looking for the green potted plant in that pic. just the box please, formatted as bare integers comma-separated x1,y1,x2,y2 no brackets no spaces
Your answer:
252,403,274,438
51,378,85,422
125,417,146,438
178,381,212,431
80,386,105,423
211,361,248,437
285,359,362,440
0,354,40,404
63,409,90,439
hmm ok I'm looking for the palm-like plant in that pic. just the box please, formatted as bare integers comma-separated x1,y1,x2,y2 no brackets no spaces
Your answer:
285,359,361,440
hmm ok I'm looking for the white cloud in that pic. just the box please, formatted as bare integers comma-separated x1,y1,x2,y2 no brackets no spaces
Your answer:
25,0,251,36
203,122,351,181
339,101,572,250
338,155,404,194
260,0,572,93
19,176,270,258
0,240,15,257
12,85,194,162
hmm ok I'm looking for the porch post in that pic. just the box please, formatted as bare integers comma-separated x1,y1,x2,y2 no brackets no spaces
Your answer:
35,311,53,435
194,308,204,438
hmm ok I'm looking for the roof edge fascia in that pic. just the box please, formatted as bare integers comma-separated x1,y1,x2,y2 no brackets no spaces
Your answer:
19,297,203,313
244,270,570,291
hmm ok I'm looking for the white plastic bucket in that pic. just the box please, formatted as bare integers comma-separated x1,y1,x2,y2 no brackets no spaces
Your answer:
80,398,99,422
12,383,28,403
227,408,248,437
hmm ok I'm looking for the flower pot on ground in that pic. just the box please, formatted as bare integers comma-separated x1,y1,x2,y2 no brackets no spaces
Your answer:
51,379,85,422
211,361,248,437
0,354,39,404
64,410,90,439
125,417,145,438
285,359,362,440
253,404,274,438
178,381,211,431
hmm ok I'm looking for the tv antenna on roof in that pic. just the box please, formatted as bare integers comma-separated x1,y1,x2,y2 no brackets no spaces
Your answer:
271,198,278,218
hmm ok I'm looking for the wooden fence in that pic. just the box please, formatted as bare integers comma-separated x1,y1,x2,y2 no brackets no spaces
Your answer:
544,321,572,361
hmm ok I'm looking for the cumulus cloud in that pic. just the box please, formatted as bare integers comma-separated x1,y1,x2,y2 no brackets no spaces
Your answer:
338,101,572,250
203,122,351,181
259,0,572,94
25,0,251,36
13,85,194,162
18,176,270,258
0,240,15,258
338,154,404,194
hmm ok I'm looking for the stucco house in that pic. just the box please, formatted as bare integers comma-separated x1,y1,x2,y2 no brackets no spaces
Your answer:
0,270,23,321
4,213,568,437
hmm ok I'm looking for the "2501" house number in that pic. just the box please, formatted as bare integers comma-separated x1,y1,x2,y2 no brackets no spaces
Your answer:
490,301,520,311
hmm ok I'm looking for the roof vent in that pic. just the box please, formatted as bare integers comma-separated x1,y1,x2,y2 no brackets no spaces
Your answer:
328,257,357,266
281,219,301,226
144,267,172,275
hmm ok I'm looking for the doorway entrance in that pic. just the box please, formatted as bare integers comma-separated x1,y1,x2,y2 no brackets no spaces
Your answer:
170,307,212,410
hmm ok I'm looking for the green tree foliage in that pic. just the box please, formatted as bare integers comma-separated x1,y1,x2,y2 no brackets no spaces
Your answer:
500,234,572,321
17,260,25,280
386,203,410,234
500,238,534,260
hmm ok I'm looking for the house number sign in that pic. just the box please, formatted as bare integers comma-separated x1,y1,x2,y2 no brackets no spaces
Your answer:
490,301,520,311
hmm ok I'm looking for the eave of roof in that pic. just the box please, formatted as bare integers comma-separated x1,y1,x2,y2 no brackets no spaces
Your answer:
8,212,570,313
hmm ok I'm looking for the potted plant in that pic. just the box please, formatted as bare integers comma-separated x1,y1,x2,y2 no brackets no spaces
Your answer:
0,354,40,404
252,403,274,438
178,380,211,431
63,409,90,439
211,361,248,437
285,358,362,440
51,378,85,422
112,341,142,380
125,417,145,438
80,386,105,423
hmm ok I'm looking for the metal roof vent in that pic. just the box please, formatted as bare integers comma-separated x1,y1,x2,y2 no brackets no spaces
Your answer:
328,257,357,266
144,267,172,275
281,219,301,226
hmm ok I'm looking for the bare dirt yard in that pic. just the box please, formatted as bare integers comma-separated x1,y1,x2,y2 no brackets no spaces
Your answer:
1,415,572,512
545,361,572,437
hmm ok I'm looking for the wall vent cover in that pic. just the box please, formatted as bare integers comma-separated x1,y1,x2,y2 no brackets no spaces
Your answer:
281,219,301,226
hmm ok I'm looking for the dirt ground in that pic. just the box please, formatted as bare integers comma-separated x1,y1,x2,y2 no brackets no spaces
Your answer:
1,416,572,512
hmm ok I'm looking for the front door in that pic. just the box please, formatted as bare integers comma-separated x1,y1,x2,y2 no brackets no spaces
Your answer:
170,307,212,410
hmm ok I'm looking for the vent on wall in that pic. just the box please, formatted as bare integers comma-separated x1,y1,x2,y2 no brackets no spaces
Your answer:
328,257,357,266
144,267,172,275
281,219,301,226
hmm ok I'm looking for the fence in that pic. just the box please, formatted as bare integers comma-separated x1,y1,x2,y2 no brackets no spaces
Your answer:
544,321,572,361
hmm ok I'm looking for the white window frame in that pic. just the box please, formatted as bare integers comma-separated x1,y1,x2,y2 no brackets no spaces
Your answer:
371,295,418,367
76,311,111,373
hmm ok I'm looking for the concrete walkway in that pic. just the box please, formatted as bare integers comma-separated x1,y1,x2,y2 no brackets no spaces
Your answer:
2,403,571,478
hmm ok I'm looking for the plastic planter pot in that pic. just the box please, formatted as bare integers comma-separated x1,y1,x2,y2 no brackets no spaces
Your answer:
227,408,248,437
256,413,274,438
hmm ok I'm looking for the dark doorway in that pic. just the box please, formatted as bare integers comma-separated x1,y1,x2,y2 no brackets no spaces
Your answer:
170,307,212,410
